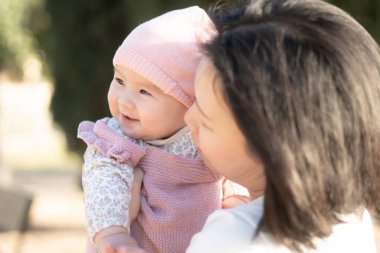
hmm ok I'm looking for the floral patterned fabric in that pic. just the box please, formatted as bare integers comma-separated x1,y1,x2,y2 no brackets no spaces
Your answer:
81,118,199,238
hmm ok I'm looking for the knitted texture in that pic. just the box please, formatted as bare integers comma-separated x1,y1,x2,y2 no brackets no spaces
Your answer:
78,118,221,253
78,119,146,167
113,6,215,107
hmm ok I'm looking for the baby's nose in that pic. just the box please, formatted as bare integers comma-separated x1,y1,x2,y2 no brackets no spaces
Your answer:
119,92,135,109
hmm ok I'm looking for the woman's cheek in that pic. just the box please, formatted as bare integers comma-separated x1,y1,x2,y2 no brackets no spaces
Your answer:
197,132,215,161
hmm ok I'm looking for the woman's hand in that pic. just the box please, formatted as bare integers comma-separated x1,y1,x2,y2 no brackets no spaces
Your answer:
221,177,251,208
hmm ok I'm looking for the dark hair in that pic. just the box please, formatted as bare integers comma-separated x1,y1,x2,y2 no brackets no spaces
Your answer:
204,0,380,251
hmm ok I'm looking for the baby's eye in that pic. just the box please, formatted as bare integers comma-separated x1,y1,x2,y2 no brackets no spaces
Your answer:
140,89,152,96
115,78,124,85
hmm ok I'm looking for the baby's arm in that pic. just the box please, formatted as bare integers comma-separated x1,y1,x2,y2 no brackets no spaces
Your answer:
82,146,139,251
93,167,144,252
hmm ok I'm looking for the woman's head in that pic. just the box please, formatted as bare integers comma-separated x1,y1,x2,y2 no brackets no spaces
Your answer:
185,57,265,198
187,0,380,250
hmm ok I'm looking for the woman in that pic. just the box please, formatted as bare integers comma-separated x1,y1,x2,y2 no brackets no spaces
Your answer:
185,0,380,251
112,0,380,252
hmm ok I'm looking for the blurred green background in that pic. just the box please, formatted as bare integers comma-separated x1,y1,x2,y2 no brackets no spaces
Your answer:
1,0,380,156
0,1,379,252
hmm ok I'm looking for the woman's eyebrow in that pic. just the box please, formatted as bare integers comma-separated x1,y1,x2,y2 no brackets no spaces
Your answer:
196,100,212,121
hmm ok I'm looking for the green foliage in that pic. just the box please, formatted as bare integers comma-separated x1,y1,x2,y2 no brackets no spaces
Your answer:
29,0,131,153
0,0,36,79
28,0,379,155
328,0,380,42
1,0,378,157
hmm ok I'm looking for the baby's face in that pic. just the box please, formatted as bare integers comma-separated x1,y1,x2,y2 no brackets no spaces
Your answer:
108,65,188,140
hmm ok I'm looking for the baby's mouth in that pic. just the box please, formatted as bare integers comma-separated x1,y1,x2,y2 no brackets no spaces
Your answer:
122,114,139,121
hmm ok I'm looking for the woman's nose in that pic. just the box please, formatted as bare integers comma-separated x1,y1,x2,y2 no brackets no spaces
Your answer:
185,104,199,138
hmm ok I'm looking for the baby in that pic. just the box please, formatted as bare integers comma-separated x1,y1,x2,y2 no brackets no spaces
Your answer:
78,6,222,253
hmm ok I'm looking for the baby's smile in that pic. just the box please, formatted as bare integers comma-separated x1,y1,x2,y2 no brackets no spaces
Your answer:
123,114,138,121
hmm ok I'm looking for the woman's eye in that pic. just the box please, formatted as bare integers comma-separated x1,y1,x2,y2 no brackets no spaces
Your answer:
200,121,213,131
115,78,124,85
140,89,152,96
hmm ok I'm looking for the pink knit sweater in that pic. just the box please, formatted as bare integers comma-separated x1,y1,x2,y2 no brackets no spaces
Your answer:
78,119,221,253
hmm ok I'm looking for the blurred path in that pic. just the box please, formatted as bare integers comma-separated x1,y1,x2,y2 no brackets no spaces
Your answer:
0,170,86,253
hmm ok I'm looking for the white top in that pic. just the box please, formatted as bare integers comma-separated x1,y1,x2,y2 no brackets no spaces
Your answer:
186,197,377,253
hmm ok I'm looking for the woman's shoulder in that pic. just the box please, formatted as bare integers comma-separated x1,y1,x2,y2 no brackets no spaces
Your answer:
310,210,377,253
240,209,377,253
186,197,265,253
187,198,376,253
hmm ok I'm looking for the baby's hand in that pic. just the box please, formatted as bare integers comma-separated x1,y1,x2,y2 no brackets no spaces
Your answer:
102,244,148,253
101,239,148,253
103,244,117,253
116,245,148,253
95,226,139,253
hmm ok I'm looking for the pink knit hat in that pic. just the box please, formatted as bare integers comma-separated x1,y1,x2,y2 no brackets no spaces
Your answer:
113,6,215,108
